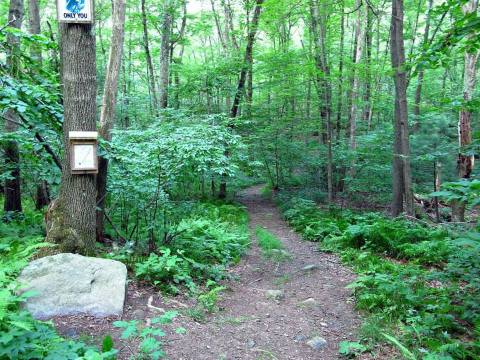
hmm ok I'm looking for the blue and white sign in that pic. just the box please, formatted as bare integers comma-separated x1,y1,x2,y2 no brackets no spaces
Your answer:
57,0,93,23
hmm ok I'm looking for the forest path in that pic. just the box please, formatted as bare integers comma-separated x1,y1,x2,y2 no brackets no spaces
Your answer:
168,185,361,359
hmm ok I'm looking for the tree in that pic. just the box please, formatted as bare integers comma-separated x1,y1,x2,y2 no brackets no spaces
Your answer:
97,0,127,241
454,0,479,221
46,15,97,253
159,0,173,109
141,0,158,112
219,0,264,199
3,0,24,215
348,0,367,165
391,0,414,216
309,0,333,202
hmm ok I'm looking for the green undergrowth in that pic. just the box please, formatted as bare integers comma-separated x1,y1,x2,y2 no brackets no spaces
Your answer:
278,196,480,359
109,201,250,294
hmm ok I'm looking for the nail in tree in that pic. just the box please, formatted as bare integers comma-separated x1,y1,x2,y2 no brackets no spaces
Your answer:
46,2,97,254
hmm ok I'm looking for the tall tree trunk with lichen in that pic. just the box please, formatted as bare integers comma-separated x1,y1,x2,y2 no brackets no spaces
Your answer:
3,0,24,216
45,16,97,254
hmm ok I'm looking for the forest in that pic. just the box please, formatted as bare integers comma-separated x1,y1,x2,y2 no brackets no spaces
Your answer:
1,0,480,359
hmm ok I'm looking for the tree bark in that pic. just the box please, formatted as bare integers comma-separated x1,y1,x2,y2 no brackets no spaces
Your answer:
412,0,433,131
159,0,173,109
45,16,97,254
391,0,414,216
219,0,264,199
28,0,51,210
96,0,126,241
454,0,479,221
141,0,158,112
336,0,345,141
348,0,366,159
3,0,24,215
310,0,333,202
230,0,264,119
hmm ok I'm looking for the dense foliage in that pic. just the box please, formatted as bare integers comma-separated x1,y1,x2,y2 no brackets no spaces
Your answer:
278,195,480,359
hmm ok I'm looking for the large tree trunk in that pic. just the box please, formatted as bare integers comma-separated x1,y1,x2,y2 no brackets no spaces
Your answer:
391,0,414,216
141,0,158,112
159,0,173,109
45,17,97,254
454,0,479,221
3,0,24,215
96,0,126,241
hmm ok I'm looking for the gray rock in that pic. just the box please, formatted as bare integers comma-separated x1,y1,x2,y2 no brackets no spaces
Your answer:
266,289,284,301
18,253,127,319
302,264,319,272
298,298,318,307
306,336,328,350
294,334,307,342
247,339,256,348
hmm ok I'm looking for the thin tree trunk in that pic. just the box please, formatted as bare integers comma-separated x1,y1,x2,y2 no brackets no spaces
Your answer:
362,9,373,124
412,0,433,131
219,0,264,199
391,0,414,216
336,0,345,141
28,0,51,209
159,0,173,109
454,0,479,221
45,13,97,254
96,0,126,241
230,0,264,119
348,0,366,162
3,0,24,215
310,0,333,202
141,0,158,112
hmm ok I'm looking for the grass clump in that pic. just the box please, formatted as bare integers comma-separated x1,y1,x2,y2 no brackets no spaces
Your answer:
256,226,290,261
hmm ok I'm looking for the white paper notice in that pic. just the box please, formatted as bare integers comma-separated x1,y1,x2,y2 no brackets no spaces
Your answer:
57,0,93,23
73,144,95,169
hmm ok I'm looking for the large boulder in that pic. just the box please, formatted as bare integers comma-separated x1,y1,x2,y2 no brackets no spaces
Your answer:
18,253,127,319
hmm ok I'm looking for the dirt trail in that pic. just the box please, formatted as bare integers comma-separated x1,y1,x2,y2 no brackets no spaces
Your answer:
167,186,361,359
54,186,362,359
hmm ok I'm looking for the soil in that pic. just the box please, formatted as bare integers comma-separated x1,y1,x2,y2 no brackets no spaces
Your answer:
53,186,370,359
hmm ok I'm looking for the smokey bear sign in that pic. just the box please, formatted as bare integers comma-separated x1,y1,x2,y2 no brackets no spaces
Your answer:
57,0,93,23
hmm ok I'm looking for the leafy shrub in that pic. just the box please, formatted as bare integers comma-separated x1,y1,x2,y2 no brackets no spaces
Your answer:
278,195,480,359
113,310,182,360
135,248,194,293
133,202,249,291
